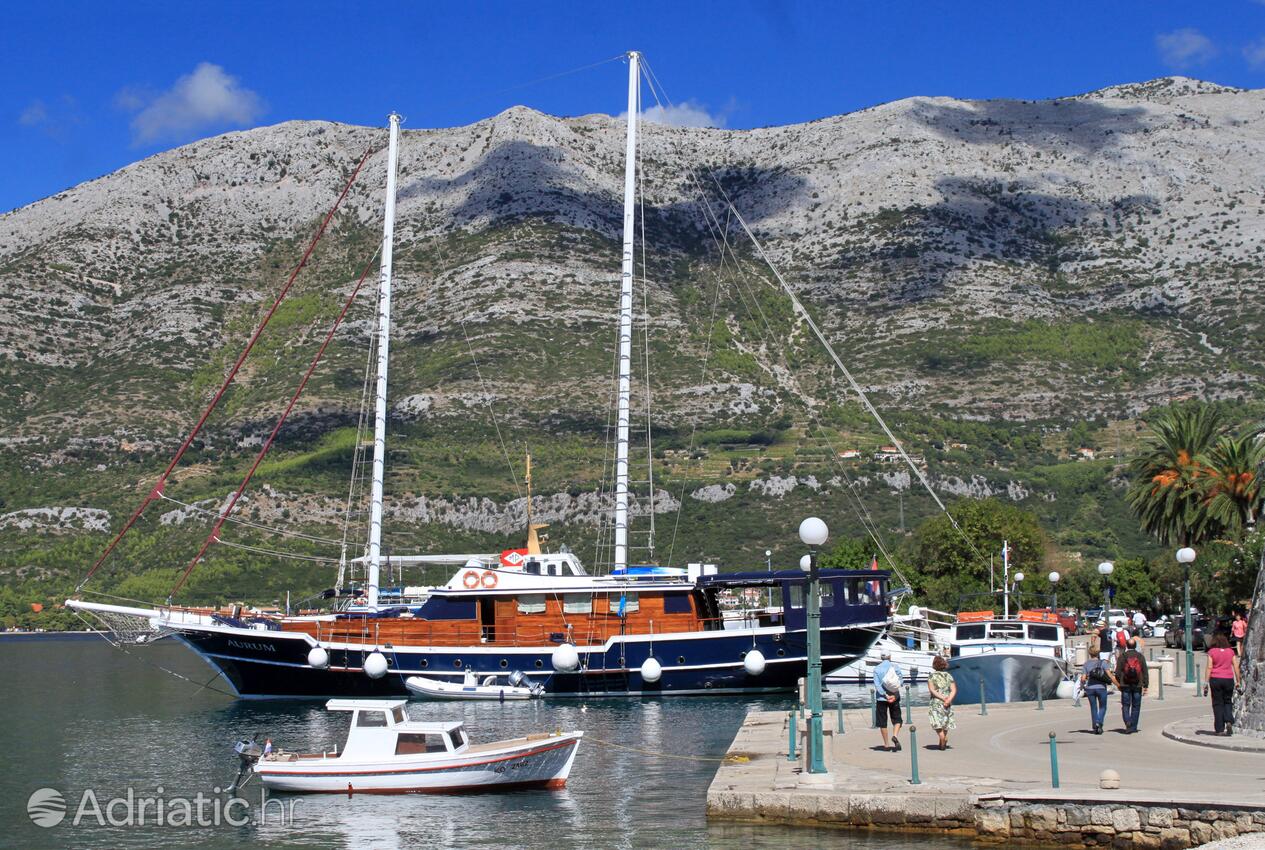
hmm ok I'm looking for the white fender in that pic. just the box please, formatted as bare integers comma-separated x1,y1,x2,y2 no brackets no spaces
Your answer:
307,646,330,669
363,651,388,679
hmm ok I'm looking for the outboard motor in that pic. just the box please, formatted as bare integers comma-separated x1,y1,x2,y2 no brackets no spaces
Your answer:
229,735,263,792
508,670,526,688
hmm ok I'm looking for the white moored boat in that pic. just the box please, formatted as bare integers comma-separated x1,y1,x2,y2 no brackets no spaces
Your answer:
244,699,581,793
405,669,543,701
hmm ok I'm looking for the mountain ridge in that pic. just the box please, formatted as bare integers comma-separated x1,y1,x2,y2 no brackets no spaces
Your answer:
2,75,1264,600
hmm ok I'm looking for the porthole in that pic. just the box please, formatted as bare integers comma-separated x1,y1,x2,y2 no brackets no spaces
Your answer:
453,658,462,668
677,656,686,665
534,659,544,669
420,659,428,669
776,648,786,657
499,659,509,668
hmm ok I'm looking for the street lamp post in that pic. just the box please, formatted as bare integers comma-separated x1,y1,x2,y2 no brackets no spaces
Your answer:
1012,571,1025,611
798,516,829,775
1048,571,1060,611
1177,547,1197,684
1097,561,1114,622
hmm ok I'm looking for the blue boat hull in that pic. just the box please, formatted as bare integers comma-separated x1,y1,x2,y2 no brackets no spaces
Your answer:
175,622,883,699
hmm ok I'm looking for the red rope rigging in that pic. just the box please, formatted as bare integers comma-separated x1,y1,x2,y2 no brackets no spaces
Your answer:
78,144,374,591
169,249,381,597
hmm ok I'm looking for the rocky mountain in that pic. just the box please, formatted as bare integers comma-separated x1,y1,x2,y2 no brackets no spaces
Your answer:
2,75,1263,603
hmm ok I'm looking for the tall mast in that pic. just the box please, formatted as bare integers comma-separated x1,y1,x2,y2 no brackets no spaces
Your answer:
366,113,401,609
613,51,639,573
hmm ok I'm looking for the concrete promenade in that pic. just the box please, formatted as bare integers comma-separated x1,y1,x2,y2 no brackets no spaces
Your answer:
707,690,1265,847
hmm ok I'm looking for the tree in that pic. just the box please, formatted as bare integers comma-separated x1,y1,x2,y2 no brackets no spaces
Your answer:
819,537,878,571
1125,403,1225,547
903,498,1047,611
1203,429,1265,537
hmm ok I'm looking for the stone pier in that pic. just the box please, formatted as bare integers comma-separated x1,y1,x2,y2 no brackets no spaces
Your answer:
707,696,1265,847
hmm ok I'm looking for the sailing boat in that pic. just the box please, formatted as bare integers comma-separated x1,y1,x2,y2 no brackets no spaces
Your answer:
68,53,889,698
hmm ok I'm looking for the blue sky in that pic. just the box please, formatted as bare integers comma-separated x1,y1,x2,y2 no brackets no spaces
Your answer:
6,1,1265,214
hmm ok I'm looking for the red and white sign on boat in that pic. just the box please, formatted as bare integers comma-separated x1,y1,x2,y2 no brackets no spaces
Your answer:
500,549,529,568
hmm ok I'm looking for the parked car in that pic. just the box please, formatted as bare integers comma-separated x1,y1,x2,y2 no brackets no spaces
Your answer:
1165,614,1211,650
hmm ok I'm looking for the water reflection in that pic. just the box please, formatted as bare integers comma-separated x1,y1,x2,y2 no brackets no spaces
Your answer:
1,638,969,850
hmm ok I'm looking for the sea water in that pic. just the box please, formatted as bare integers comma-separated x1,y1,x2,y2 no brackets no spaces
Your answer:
0,636,970,850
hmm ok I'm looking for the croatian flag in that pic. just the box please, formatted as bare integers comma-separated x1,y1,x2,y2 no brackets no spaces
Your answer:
869,555,881,597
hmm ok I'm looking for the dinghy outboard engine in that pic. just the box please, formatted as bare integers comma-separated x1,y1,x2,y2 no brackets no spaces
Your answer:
229,735,263,792
508,670,546,697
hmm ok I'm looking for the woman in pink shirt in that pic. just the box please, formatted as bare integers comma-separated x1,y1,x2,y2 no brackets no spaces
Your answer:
1231,612,1247,655
1206,633,1241,736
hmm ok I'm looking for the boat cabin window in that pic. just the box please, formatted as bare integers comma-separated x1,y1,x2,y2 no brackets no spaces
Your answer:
447,728,466,750
517,594,547,614
356,710,389,728
548,563,559,576
663,593,693,614
1028,624,1059,642
392,706,407,724
788,585,805,609
820,582,834,608
394,733,449,755
563,593,592,614
525,560,541,575
847,578,884,605
608,592,638,613
955,624,986,640
988,623,1024,639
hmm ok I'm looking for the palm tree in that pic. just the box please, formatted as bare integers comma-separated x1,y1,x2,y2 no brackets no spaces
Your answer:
1126,404,1226,546
1203,429,1265,537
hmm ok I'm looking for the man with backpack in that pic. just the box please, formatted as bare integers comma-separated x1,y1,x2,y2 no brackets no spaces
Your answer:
872,651,904,752
1114,636,1149,733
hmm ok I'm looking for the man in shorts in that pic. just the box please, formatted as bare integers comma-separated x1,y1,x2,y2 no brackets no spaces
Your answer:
873,651,904,751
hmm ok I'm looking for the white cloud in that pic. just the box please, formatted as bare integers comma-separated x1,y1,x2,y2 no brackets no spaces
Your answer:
622,100,726,129
18,100,48,127
121,62,265,145
1244,37,1265,69
1156,28,1218,69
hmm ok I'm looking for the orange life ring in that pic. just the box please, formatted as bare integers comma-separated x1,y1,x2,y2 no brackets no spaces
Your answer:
480,571,498,589
462,570,481,589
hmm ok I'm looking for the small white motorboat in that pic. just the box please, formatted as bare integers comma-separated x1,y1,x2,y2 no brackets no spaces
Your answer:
239,699,581,794
405,669,544,701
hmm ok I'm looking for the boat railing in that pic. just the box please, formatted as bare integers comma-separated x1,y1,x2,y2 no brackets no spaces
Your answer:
303,615,775,649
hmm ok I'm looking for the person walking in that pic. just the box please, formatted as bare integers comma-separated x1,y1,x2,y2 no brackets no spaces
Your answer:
926,655,957,750
1206,633,1241,736
872,651,904,752
1080,653,1115,734
1096,621,1114,662
1230,611,1247,656
1115,636,1149,733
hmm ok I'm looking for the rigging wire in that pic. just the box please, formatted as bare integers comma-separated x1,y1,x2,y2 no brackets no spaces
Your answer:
171,243,386,597
77,144,376,592
479,53,628,99
214,538,345,565
638,57,984,575
337,288,381,590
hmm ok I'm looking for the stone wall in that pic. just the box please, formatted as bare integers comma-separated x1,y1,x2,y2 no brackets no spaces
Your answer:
979,800,1265,848
705,789,1265,849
